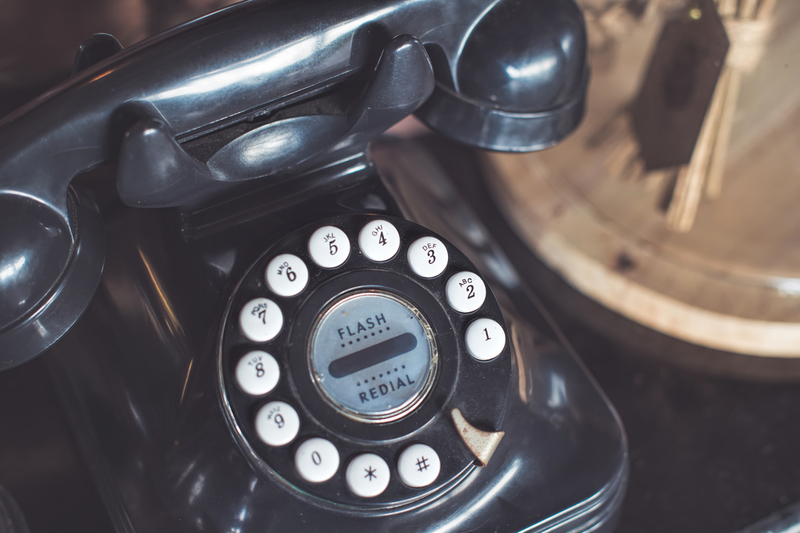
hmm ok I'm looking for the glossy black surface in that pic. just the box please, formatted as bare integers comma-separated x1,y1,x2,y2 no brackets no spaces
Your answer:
46,160,625,532
0,0,587,367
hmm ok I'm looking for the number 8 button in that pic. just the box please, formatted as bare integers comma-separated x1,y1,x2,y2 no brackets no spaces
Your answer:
445,271,486,313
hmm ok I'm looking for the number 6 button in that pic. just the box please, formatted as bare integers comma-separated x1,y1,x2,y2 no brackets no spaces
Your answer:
465,318,506,361
445,271,486,313
266,254,308,297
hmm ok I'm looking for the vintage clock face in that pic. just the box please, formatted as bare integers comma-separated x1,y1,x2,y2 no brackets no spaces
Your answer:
218,214,512,507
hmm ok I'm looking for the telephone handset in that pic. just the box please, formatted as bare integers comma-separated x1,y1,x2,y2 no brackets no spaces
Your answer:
0,0,626,531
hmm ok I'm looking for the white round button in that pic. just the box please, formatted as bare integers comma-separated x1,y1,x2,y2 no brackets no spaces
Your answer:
265,254,308,297
445,272,486,313
465,319,506,361
345,453,391,498
358,220,400,262
407,237,448,278
308,226,350,269
255,401,299,446
397,443,440,488
295,438,340,483
239,298,283,342
235,351,280,395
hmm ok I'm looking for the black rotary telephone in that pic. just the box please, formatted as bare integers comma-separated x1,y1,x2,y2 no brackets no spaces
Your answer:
0,0,627,531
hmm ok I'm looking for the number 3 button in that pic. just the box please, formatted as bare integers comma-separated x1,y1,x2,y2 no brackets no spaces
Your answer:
255,401,299,446
445,271,486,313
408,236,448,278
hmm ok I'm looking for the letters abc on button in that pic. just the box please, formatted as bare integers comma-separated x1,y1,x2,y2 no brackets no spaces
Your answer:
445,272,486,313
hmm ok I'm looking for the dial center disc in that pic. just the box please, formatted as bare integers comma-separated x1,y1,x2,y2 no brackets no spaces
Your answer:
308,290,438,423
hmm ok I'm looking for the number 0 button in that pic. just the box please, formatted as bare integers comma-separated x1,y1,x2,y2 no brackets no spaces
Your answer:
295,438,340,483
266,254,308,297
359,220,400,262
445,272,486,313
255,401,299,446
397,443,440,488
236,351,280,395
239,298,283,342
308,226,350,269
407,236,448,278
346,453,390,498
465,319,506,361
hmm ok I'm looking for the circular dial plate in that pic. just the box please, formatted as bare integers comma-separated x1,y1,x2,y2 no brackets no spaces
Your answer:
218,214,512,508
309,291,437,422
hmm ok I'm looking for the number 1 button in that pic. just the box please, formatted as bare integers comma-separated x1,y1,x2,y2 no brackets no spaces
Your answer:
295,438,340,483
465,318,506,361
359,220,400,262
308,226,350,269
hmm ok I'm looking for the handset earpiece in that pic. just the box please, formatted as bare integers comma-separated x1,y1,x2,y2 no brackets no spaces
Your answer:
415,0,588,151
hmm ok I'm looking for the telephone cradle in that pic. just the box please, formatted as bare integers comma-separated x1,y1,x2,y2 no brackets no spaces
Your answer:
0,0,628,531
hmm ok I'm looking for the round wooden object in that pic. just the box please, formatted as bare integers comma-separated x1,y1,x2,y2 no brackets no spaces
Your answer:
484,0,800,357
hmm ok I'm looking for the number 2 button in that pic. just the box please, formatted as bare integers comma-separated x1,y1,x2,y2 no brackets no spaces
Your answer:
445,271,486,313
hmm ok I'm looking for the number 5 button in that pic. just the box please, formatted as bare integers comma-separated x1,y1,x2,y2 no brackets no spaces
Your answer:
465,318,506,361
308,226,350,269
445,271,486,313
